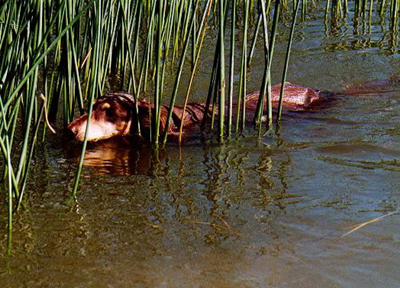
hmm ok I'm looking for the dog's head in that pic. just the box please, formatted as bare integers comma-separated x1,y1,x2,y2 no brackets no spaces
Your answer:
67,92,136,142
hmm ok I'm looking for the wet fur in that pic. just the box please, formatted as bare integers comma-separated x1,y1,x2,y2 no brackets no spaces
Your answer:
67,83,332,142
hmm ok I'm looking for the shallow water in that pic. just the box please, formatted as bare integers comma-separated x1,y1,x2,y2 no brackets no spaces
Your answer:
1,6,400,288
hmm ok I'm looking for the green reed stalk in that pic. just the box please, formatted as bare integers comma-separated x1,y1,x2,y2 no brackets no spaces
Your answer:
2,0,93,114
72,0,101,197
254,0,280,130
6,135,12,249
267,0,280,99
254,3,271,129
201,0,229,132
162,0,178,62
120,2,141,136
277,0,301,121
368,0,373,30
101,3,120,90
302,0,307,20
192,1,197,71
344,0,348,15
391,0,399,25
142,3,157,95
325,0,331,18
178,0,212,144
201,49,219,130
380,0,386,15
363,0,368,16
18,99,45,207
131,1,142,85
162,0,199,145
236,0,250,132
248,13,262,67
172,1,185,62
137,1,157,141
158,2,175,123
228,0,237,135
154,0,164,144
15,3,42,185
0,108,19,199
181,1,193,45
219,0,226,137
0,1,78,208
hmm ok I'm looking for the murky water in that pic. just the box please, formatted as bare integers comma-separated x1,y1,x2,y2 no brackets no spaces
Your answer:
1,6,400,288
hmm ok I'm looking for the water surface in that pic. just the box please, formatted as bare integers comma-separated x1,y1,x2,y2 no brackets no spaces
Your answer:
1,5,400,288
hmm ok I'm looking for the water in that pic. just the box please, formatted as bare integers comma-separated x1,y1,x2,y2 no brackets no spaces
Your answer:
1,7,400,288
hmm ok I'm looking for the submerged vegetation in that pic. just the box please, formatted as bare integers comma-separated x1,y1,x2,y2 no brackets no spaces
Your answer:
0,0,399,238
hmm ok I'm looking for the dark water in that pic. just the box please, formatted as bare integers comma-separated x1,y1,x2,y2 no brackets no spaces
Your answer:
1,8,400,288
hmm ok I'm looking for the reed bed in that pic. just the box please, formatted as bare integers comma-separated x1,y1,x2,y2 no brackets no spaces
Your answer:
0,0,399,238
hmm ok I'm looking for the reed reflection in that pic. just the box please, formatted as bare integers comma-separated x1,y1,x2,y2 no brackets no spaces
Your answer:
64,135,293,244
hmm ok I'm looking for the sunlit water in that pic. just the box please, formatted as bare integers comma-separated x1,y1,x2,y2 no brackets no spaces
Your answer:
1,6,400,288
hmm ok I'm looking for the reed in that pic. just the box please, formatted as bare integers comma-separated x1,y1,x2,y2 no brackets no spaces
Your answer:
0,0,96,233
325,0,400,29
277,0,302,121
228,0,237,135
162,0,199,144
72,0,102,197
218,0,226,138
177,0,212,144
253,0,281,130
236,0,250,132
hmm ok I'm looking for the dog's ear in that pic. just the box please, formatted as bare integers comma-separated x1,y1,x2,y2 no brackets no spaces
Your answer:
138,101,152,129
130,100,153,134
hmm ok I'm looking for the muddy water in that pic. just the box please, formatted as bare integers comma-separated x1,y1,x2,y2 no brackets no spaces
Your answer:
1,9,400,288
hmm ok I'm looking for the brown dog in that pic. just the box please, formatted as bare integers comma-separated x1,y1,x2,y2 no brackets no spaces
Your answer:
67,83,331,142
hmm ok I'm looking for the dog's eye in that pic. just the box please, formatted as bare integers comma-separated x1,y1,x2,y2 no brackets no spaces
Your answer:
106,107,114,118
100,103,114,118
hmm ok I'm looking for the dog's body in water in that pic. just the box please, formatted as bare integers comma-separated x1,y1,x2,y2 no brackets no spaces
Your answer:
67,82,334,142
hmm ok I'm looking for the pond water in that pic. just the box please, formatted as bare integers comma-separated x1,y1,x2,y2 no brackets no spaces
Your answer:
1,6,400,288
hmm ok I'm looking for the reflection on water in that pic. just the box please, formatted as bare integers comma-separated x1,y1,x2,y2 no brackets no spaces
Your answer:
2,83,400,287
2,78,400,285
2,6,400,288
80,137,165,176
